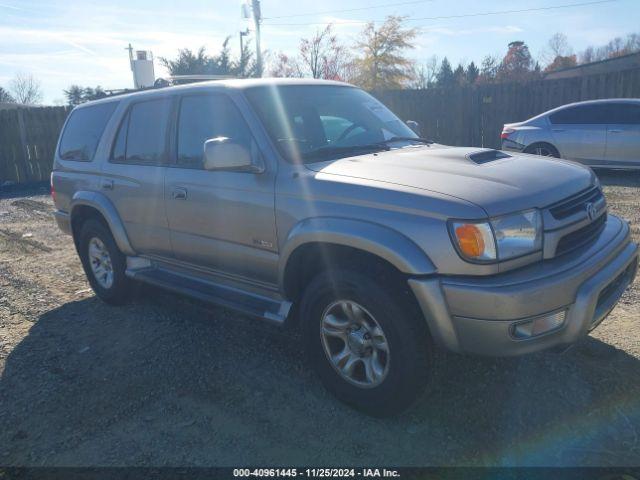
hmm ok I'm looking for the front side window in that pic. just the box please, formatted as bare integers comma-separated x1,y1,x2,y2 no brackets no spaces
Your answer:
244,85,418,163
59,102,117,161
606,103,640,125
176,94,253,168
112,97,171,165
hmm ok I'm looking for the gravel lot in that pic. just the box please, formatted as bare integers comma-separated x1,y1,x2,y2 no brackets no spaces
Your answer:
0,171,639,467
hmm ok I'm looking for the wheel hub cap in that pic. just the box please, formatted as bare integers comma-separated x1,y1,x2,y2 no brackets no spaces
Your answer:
320,300,390,388
88,237,114,289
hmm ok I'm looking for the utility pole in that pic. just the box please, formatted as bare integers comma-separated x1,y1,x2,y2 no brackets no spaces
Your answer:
251,0,262,77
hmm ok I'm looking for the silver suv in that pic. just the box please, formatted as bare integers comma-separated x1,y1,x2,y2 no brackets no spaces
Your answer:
52,79,638,415
501,98,640,169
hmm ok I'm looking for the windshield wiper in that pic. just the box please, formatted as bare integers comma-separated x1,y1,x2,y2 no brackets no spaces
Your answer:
380,136,435,145
301,143,391,161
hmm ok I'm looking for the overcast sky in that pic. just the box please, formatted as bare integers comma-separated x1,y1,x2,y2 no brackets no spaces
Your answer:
1,0,638,104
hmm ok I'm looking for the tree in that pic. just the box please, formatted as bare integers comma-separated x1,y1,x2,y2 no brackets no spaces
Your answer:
548,33,572,59
544,54,577,72
410,55,438,89
478,55,500,83
160,38,258,78
9,73,43,105
435,57,454,87
453,63,466,86
0,87,14,103
465,61,479,84
351,16,418,90
63,85,107,106
498,41,535,81
297,24,351,80
269,52,302,78
578,32,640,64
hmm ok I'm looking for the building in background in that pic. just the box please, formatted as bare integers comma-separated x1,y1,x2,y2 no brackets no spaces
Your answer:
127,44,155,89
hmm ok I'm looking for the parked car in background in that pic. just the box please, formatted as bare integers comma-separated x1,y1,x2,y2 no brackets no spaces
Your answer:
501,98,640,169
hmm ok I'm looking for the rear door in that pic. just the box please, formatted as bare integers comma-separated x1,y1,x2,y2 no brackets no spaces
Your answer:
549,104,607,164
164,92,279,285
100,96,174,257
604,102,640,166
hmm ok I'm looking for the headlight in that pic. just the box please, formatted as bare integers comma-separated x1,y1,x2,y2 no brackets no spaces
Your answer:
450,209,542,263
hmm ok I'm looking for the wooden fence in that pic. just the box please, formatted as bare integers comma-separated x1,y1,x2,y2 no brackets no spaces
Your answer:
0,106,69,185
375,68,640,150
0,68,639,186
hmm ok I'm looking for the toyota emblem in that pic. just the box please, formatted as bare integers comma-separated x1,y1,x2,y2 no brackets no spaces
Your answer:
586,202,597,221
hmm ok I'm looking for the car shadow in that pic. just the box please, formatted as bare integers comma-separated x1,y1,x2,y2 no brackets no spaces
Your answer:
1,291,640,467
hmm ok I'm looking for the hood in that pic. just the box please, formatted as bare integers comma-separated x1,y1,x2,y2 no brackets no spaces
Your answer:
305,145,595,217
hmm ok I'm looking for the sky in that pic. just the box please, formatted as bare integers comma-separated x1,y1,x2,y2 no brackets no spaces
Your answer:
1,0,639,104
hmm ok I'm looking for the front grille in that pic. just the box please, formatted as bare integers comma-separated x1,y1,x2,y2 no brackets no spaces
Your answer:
549,186,604,220
556,212,607,256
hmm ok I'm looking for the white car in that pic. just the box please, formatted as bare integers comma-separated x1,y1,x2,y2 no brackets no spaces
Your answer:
501,98,640,169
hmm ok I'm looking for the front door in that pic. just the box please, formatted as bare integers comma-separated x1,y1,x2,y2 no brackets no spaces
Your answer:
605,102,640,167
549,103,607,164
164,92,279,286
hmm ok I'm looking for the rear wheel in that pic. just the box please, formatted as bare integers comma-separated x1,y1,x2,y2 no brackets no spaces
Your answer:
524,142,560,158
78,219,131,305
301,269,432,416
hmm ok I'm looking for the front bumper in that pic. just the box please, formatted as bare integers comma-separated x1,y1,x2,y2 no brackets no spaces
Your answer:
409,214,638,356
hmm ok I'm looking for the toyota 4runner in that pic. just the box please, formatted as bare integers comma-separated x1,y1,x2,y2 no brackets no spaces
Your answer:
52,79,638,416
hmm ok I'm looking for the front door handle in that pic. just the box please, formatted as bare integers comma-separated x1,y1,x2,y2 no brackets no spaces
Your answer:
172,187,188,200
101,179,114,190
609,129,622,133
552,128,565,132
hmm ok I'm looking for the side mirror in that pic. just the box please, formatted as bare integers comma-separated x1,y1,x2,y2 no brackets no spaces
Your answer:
203,137,260,172
406,120,421,136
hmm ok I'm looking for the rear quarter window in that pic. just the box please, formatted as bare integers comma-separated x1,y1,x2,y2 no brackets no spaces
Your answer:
58,102,118,161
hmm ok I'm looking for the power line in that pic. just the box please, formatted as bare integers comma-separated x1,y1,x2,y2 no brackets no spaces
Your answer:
263,0,436,20
262,0,618,26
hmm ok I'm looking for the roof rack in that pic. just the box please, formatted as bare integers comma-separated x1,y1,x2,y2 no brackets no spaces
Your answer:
102,75,237,98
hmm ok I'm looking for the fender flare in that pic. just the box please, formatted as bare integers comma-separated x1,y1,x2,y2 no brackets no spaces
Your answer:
278,217,436,290
69,191,136,256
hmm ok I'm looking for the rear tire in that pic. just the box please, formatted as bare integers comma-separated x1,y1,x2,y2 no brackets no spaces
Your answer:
524,142,560,158
301,269,432,416
78,219,130,305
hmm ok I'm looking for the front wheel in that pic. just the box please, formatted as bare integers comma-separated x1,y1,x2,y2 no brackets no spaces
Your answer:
524,142,560,158
301,269,432,416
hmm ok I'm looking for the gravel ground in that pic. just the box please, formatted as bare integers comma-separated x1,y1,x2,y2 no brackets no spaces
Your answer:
0,172,639,467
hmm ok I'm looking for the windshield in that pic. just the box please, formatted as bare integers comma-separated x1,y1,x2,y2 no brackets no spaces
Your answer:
244,85,419,163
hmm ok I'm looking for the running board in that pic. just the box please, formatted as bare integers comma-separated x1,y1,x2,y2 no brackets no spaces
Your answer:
126,267,291,326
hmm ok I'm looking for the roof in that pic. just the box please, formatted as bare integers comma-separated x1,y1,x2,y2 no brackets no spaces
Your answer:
74,77,353,110
544,51,640,80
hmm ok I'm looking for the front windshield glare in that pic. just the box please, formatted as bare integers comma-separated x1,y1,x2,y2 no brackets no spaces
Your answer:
244,85,418,163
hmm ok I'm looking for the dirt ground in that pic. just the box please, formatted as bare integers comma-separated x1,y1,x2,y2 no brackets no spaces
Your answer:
0,171,639,467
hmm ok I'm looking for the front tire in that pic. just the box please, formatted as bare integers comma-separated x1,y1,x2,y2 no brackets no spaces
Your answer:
78,219,130,305
301,269,432,416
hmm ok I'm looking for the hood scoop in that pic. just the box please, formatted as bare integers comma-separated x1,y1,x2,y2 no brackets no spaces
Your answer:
467,149,511,165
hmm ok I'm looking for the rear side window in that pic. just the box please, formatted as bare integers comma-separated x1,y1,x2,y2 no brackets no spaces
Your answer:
59,102,117,161
112,98,172,165
549,104,608,125
176,94,253,168
606,103,640,125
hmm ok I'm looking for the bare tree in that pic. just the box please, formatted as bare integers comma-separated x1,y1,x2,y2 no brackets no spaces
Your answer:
298,25,351,80
269,52,302,78
410,55,439,89
9,73,43,105
548,33,572,58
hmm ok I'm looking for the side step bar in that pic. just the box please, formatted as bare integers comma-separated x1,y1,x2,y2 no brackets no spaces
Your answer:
126,267,292,326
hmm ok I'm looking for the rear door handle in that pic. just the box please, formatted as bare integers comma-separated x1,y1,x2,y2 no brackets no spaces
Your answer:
552,128,565,132
101,179,114,190
172,187,188,200
609,129,622,133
